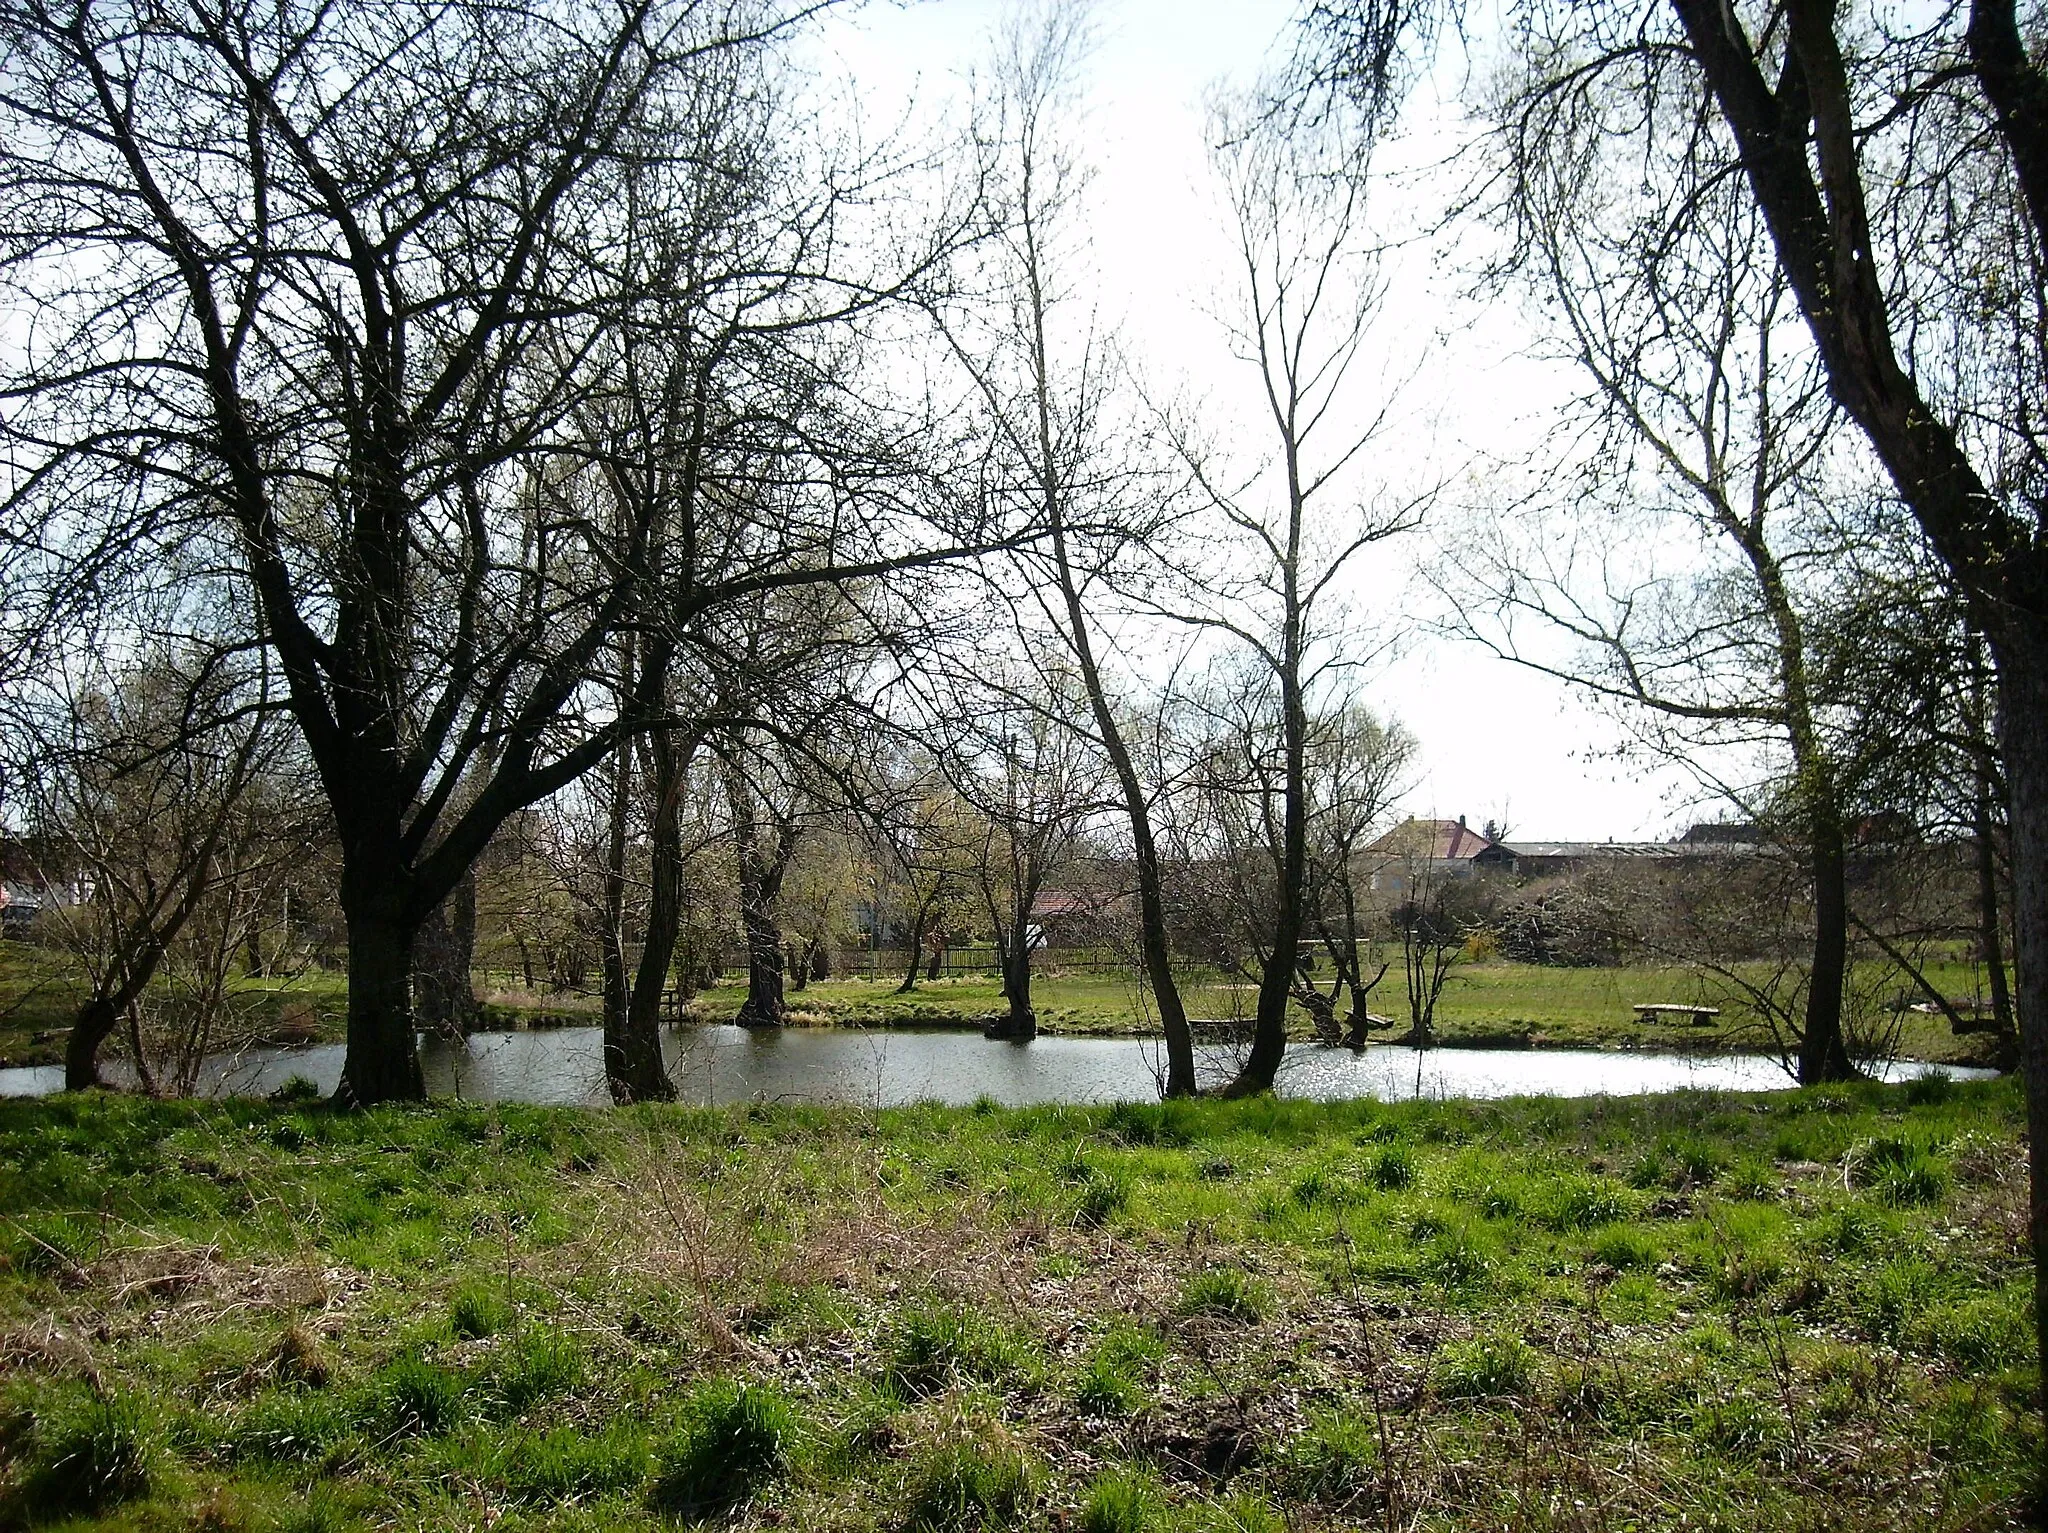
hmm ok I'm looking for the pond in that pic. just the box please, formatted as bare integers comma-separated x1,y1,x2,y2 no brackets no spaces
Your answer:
0,1024,1994,1106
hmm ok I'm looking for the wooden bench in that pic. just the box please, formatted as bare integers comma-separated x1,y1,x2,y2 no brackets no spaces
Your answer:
1632,1003,1721,1027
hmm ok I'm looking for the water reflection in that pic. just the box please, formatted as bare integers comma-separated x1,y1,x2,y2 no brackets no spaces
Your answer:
0,1024,1994,1105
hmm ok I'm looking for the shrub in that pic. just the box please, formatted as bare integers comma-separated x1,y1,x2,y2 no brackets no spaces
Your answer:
18,1394,157,1517
648,1381,796,1515
227,1390,353,1463
1369,1145,1416,1191
270,1075,323,1103
449,1284,513,1340
1282,1408,1378,1503
885,1305,1029,1396
1075,1324,1162,1416
1437,1334,1535,1399
1178,1267,1269,1323
370,1355,466,1437
902,1433,1031,1529
496,1419,652,1502
488,1328,585,1413
1074,1167,1132,1228
1589,1227,1658,1271
1541,1176,1628,1231
7,1212,99,1279
1079,1468,1160,1533
1852,1137,1949,1208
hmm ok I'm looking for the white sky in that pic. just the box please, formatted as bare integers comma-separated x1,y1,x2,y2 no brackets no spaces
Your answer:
809,0,1707,841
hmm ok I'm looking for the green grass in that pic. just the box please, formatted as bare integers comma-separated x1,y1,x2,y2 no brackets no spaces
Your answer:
0,1082,2035,1528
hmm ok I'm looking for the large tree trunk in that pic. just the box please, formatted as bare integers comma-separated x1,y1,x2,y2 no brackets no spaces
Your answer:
989,923,1038,1041
334,885,425,1106
1998,634,2048,1432
1049,537,1197,1096
65,994,122,1091
414,868,479,1038
735,900,786,1027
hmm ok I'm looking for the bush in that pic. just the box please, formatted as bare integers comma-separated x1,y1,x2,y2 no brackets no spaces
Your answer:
1437,1334,1535,1399
648,1381,795,1515
488,1328,585,1414
1369,1145,1416,1191
885,1305,1029,1396
1282,1408,1378,1503
1079,1468,1160,1533
496,1419,652,1502
902,1433,1031,1529
18,1394,157,1517
1178,1267,1270,1323
1075,1324,1162,1416
227,1390,353,1463
449,1284,513,1340
369,1355,466,1437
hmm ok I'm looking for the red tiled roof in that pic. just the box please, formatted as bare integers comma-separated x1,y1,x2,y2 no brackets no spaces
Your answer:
1363,818,1507,861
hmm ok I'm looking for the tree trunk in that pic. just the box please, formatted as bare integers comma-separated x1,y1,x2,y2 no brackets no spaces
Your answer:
1798,810,1856,1083
1971,647,2019,1064
414,868,479,1038
736,903,786,1027
990,927,1037,1041
334,893,425,1106
613,732,683,1104
64,994,121,1092
599,739,633,1066
1997,632,2048,1436
897,905,925,994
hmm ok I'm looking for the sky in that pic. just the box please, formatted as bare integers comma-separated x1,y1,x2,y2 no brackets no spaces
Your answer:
804,0,1709,842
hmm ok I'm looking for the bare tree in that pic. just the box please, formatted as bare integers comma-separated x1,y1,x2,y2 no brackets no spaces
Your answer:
936,657,1106,1042
3,648,303,1089
1298,0,2048,1417
1445,123,1882,1082
938,0,1204,1093
1164,98,1419,1095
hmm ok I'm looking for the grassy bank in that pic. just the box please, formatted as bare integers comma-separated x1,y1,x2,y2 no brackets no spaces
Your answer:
3,938,2005,1071
0,1079,2035,1529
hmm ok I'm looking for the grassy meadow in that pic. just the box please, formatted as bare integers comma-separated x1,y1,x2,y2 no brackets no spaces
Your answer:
0,1077,2036,1529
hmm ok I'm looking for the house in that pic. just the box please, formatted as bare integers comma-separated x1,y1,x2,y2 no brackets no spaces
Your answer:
1363,816,1516,896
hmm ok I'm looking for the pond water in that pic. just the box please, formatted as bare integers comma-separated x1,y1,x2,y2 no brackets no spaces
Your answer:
0,1024,1994,1106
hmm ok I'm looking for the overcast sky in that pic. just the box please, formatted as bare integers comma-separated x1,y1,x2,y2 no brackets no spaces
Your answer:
806,0,1710,842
